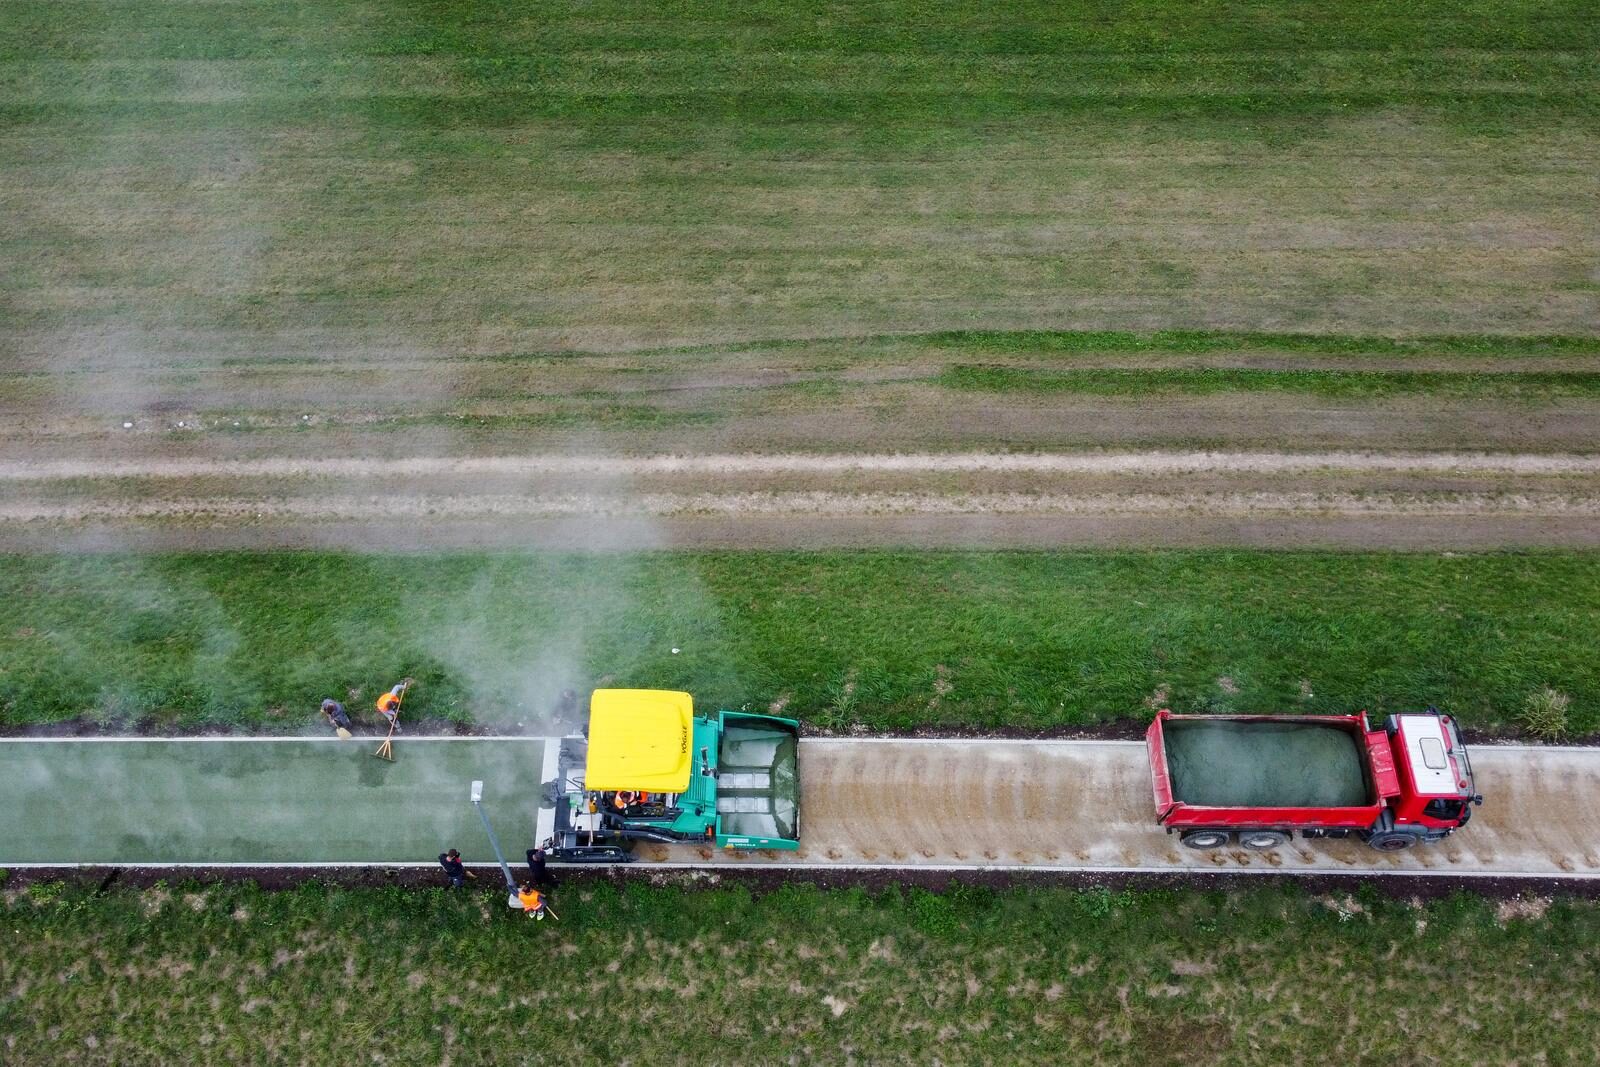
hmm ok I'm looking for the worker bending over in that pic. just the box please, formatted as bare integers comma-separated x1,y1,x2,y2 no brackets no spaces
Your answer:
517,883,548,920
376,678,412,732
321,699,353,738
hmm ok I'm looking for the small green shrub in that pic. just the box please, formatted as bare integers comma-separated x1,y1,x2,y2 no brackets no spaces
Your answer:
910,889,958,937
25,881,65,906
1519,687,1572,740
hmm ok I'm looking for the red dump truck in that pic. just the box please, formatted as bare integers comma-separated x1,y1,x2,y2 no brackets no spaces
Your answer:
1147,709,1482,852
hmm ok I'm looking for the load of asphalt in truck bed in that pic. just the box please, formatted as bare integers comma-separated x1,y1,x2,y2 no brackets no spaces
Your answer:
1165,720,1370,809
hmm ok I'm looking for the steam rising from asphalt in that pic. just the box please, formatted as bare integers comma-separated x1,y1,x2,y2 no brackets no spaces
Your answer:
4,47,746,738
406,437,738,732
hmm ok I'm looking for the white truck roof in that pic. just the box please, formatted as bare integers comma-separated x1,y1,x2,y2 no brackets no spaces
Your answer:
1396,714,1460,796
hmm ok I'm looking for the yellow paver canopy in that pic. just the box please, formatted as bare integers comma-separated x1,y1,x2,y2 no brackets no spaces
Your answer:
585,689,693,793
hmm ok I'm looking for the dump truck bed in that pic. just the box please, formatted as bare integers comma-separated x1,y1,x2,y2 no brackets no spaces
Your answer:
1149,711,1397,828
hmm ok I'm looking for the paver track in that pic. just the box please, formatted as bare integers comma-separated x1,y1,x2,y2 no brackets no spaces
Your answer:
641,740,1600,878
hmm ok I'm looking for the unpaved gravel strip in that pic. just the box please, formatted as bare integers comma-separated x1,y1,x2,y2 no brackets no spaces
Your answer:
5,450,1600,481
637,741,1600,876
4,490,1600,523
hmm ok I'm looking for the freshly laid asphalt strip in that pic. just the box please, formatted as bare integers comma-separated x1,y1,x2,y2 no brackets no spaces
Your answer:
0,738,546,865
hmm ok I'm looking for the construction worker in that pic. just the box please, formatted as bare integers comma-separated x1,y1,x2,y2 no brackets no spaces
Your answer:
517,882,547,920
376,679,411,732
321,699,353,738
438,848,474,889
526,847,558,889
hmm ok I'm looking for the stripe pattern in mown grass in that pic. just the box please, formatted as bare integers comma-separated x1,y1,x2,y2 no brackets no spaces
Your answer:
939,365,1600,399
4,0,1599,362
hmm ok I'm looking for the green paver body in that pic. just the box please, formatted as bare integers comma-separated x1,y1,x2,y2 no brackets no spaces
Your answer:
0,738,544,864
1164,720,1370,808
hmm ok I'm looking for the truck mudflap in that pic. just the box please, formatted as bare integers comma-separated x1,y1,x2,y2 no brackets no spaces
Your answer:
714,713,800,850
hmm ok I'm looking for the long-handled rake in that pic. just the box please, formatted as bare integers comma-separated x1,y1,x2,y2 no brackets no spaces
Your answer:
373,721,396,761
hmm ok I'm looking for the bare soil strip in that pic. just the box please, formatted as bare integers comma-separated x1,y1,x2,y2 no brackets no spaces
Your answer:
638,740,1600,878
5,449,1598,548
6,450,1600,482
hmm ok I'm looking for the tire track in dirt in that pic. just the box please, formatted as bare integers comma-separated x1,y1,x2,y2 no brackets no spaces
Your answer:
5,450,1600,481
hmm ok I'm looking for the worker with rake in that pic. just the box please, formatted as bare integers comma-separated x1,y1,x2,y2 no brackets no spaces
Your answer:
376,678,412,732
372,677,412,761
517,882,555,921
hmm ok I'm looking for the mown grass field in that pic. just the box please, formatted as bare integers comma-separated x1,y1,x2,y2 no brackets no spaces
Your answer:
1,550,1594,735
13,328,1600,461
939,364,1600,400
1,878,1594,1065
4,0,1598,369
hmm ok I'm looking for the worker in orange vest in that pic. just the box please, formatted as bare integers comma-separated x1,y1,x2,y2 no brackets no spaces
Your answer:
517,883,547,920
376,679,411,732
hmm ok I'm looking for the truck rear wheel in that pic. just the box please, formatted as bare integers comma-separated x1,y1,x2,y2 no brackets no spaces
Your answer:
1238,831,1290,851
1180,830,1231,851
1365,830,1421,853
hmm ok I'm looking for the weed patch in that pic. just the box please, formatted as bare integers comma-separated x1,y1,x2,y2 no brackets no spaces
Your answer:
1519,687,1573,740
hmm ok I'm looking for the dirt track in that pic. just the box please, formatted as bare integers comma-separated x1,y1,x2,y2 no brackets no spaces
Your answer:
638,740,1600,878
7,325,1600,549
3,448,1598,550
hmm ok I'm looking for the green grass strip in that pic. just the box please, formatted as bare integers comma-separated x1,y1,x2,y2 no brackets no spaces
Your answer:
603,329,1600,364
915,329,1600,358
1,550,1594,734
3,879,1597,1062
939,365,1600,399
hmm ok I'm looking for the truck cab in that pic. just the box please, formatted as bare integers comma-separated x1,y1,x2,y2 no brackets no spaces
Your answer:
544,689,800,862
1380,712,1480,844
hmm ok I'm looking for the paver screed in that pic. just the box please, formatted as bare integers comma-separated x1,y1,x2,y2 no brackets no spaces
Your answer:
0,738,546,864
